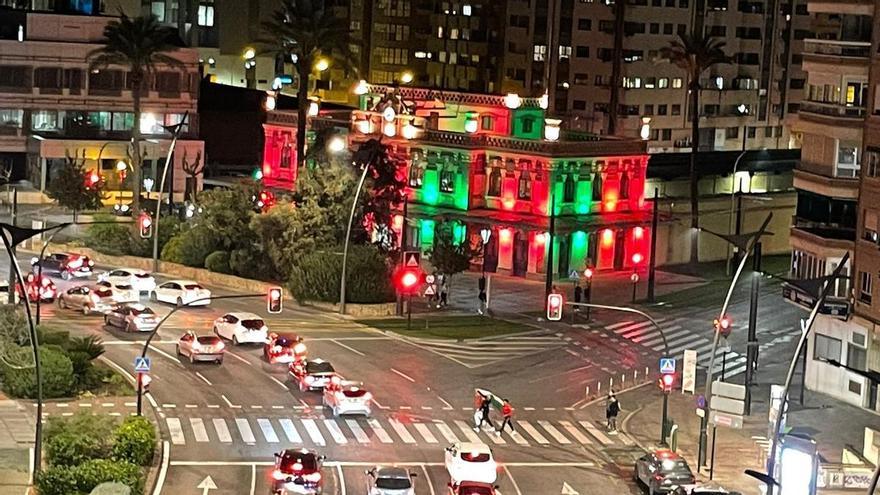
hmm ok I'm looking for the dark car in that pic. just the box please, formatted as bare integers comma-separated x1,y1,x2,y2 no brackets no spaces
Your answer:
31,252,94,280
264,333,307,364
634,450,696,494
104,304,159,332
449,481,499,495
288,359,336,392
270,449,325,495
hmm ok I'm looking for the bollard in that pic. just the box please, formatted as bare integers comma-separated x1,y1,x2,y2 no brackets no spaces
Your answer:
634,369,639,381
585,386,590,398
609,378,614,391
621,374,625,385
597,381,602,395
645,367,649,379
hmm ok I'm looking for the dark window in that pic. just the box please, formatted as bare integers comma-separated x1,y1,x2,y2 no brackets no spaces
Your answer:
0,66,30,88
34,67,62,89
650,23,660,34
708,25,726,36
487,168,502,197
794,29,811,40
408,165,423,188
619,171,630,199
671,104,681,115
573,100,587,110
518,171,532,200
747,126,757,138
576,46,590,58
156,72,181,93
598,48,614,62
573,73,589,85
440,169,455,193
64,69,83,90
89,70,124,91
592,172,603,201
790,78,805,89
522,117,534,134
563,174,576,203
814,334,842,361
707,0,727,10
663,24,673,35
657,104,668,115
577,18,591,30
661,129,672,140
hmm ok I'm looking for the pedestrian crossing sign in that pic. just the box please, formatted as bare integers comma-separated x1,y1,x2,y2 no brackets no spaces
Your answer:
134,356,151,373
659,357,676,374
424,285,436,296
403,251,420,267
569,270,580,280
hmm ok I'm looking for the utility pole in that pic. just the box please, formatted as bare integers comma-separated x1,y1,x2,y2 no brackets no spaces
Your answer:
745,241,761,414
544,192,556,310
7,188,16,305
647,188,659,302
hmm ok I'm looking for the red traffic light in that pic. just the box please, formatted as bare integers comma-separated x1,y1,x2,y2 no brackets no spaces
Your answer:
139,213,153,239
86,171,101,187
395,268,423,293
267,286,283,313
714,315,732,336
401,271,419,288
546,293,563,321
631,253,643,265
660,373,674,392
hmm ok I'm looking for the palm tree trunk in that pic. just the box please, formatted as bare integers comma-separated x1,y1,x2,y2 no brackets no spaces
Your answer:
131,74,143,213
689,77,700,264
296,63,309,169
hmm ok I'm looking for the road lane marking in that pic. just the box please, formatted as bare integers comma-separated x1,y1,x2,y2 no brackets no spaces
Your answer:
367,418,393,443
257,419,279,443
323,419,348,444
345,419,370,443
152,441,169,495
503,465,523,495
168,460,595,467
235,418,256,444
420,465,436,495
189,418,209,442
413,423,438,443
250,464,256,495
453,420,483,443
516,421,549,445
390,368,416,382
437,396,454,410
537,421,570,444
301,419,326,446
221,394,241,408
148,345,181,365
161,404,175,409
336,464,347,495
165,418,185,445
279,419,302,443
268,375,289,390
434,421,460,443
212,419,232,443
330,339,366,356
578,420,612,445
559,421,592,444
194,372,212,386
388,419,416,444
226,351,252,366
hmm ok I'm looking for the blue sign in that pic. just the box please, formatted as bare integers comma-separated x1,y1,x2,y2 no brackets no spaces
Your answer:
696,394,706,409
133,357,151,373
659,357,676,374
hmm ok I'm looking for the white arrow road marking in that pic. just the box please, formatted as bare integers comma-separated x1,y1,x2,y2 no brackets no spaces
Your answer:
197,475,217,494
561,481,579,494
212,418,232,443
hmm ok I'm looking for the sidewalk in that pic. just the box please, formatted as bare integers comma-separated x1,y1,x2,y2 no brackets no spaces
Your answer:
0,393,33,495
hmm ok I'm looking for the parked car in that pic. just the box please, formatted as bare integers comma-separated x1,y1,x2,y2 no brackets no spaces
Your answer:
151,280,211,307
31,252,94,280
104,304,159,332
365,466,416,495
212,312,268,345
634,450,696,494
671,484,739,495
57,285,116,314
95,280,139,303
176,331,225,364
448,481,500,495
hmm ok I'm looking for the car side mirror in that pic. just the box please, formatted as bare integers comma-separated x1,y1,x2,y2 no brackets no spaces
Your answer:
445,447,453,453
273,452,281,459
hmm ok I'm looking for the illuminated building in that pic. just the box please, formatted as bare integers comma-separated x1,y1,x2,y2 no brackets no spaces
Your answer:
351,85,651,276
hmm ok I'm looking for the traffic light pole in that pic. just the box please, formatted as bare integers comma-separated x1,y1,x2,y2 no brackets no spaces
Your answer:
544,192,556,311
407,292,413,330
745,242,762,415
647,188,659,302
661,391,669,446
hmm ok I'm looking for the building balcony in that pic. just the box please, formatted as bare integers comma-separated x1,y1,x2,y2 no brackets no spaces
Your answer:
790,224,854,255
799,100,866,119
803,39,871,59
416,129,646,158
793,168,859,199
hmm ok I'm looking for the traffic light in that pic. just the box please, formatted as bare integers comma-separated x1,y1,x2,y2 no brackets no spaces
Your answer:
547,293,563,321
584,267,594,280
86,170,101,188
713,315,732,337
396,268,422,294
659,372,674,393
139,213,152,239
267,286,283,313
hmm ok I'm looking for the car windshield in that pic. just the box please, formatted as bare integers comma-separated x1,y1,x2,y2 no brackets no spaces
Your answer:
376,478,411,489
94,289,113,298
460,487,493,495
461,452,491,462
306,361,334,374
130,307,155,316
184,284,203,290
279,453,318,473
342,389,367,398
241,319,265,330
197,336,222,345
659,459,690,473
134,273,151,278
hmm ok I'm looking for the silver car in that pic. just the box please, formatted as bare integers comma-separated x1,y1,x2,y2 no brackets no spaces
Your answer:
57,285,116,314
104,304,159,332
365,466,416,495
177,331,225,364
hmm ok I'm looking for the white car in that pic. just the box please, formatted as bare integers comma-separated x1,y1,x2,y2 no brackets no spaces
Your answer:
95,280,139,304
98,268,156,294
322,378,372,416
212,312,268,345
444,442,497,486
151,280,212,307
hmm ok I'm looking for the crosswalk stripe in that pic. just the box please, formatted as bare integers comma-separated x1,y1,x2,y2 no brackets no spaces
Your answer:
482,428,506,445
388,419,416,444
190,418,209,442
257,419,279,443
516,421,549,445
346,419,371,444
619,432,635,446
638,327,686,345
367,418,394,444
559,421,592,444
538,420,571,444
607,320,635,330
413,423,438,443
666,333,702,348
301,419,325,446
616,321,651,336
235,418,256,444
212,418,232,443
279,419,302,443
435,421,461,443
323,419,348,444
454,420,483,443
166,418,185,445
579,420,612,445
621,322,660,339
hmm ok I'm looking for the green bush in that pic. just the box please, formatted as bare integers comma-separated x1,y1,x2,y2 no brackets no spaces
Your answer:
0,345,75,399
90,482,132,495
35,464,77,495
68,350,93,391
112,416,156,466
45,413,116,467
229,246,275,281
288,245,395,303
71,459,143,495
161,225,219,267
204,250,231,274
83,217,132,256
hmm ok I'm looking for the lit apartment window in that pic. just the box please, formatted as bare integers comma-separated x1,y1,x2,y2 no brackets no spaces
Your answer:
437,26,444,38
559,46,572,60
623,77,641,88
440,169,455,193
415,51,428,59
848,333,867,370
450,28,459,39
197,0,214,26
862,209,878,243
151,0,165,22
462,4,472,15
672,78,683,88
837,140,860,178
645,77,656,89
658,77,669,88
859,271,872,304
533,45,547,61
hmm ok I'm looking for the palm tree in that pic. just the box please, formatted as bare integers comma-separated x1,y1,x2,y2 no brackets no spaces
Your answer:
261,0,357,168
661,31,731,264
88,14,183,213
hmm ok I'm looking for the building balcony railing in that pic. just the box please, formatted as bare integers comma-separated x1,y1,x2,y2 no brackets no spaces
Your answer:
799,100,866,119
417,129,645,157
803,39,871,58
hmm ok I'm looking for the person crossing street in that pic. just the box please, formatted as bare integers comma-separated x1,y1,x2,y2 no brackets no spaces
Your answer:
496,398,515,436
606,392,620,433
473,392,495,432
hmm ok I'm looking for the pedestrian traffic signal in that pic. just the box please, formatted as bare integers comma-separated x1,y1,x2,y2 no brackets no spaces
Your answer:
138,213,152,239
713,315,732,337
268,286,283,313
584,267,594,280
547,293,563,321
395,267,422,294
659,373,674,393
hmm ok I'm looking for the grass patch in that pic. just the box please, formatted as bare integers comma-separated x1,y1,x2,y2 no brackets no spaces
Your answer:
357,315,534,340
80,361,134,398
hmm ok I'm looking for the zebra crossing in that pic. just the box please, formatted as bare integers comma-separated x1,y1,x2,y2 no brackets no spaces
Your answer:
606,318,754,379
403,333,566,368
161,413,633,448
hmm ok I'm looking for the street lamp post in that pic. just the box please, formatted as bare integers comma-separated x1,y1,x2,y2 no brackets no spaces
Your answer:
151,112,189,274
647,188,660,302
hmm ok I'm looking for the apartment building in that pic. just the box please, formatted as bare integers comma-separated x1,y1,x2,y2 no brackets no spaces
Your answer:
792,0,879,412
0,8,203,200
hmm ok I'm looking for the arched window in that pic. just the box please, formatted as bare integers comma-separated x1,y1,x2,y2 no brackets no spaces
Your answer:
440,168,456,192
592,172,603,201
518,170,532,200
408,164,424,188
563,174,576,203
488,167,502,196
619,170,630,199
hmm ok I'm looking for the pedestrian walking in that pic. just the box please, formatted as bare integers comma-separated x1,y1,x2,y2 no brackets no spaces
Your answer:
496,398,515,436
478,275,487,315
474,393,495,431
573,284,582,311
439,277,449,308
606,392,620,433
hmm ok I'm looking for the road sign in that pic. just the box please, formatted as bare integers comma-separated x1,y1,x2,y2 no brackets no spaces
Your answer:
561,482,580,495
682,349,697,394
569,270,580,281
696,394,706,409
133,356,151,373
659,357,676,374
424,285,436,296
711,380,746,417
711,396,745,415
712,381,746,400
197,475,217,494
425,274,435,284
710,411,743,429
403,251,420,267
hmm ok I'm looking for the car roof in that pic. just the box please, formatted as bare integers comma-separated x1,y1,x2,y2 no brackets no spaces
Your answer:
653,449,683,460
225,312,261,319
166,279,199,285
457,442,491,454
115,267,148,274
375,466,409,478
